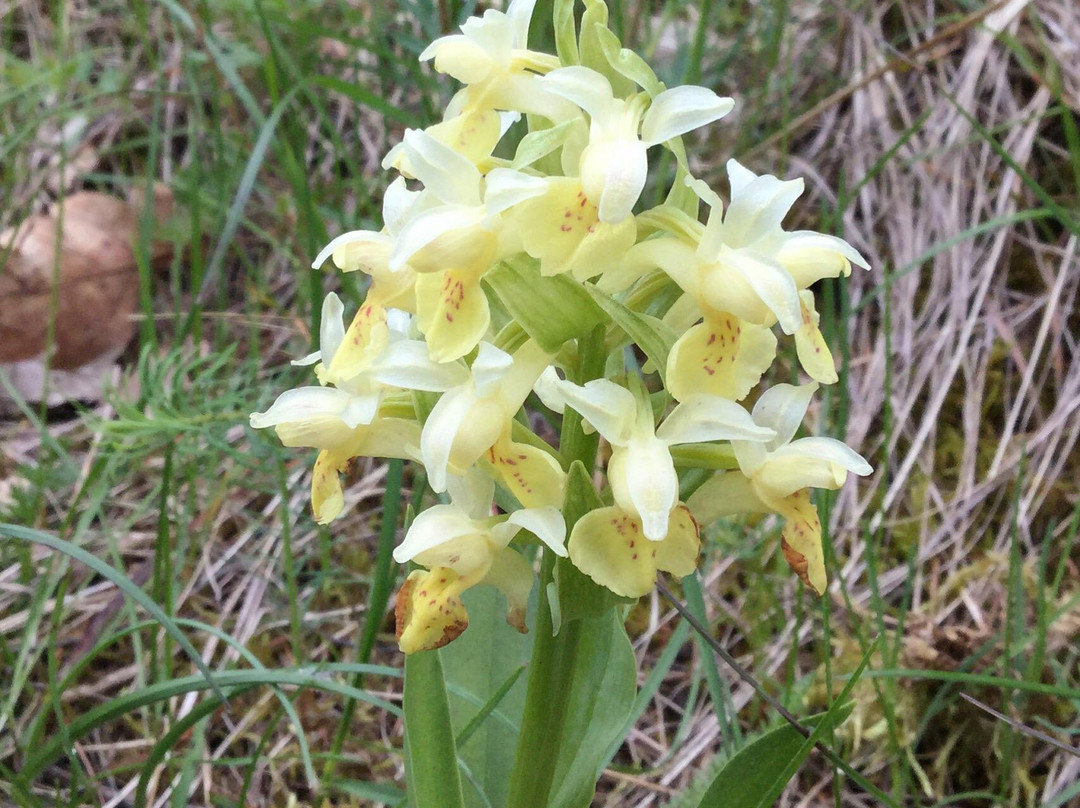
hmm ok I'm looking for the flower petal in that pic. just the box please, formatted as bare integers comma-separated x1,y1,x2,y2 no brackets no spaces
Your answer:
494,339,551,411
686,471,768,525
480,547,535,632
665,314,777,402
619,236,699,296
761,437,873,498
551,377,638,445
395,569,470,654
420,386,477,494
400,129,482,206
537,66,617,121
484,168,548,217
793,291,838,384
312,449,350,524
640,86,734,146
773,490,827,595
249,386,352,430
503,505,567,555
471,342,514,394
567,506,658,598
342,417,423,462
325,302,390,382
393,504,493,572
506,0,539,47
486,436,566,509
656,394,774,445
390,204,489,273
383,177,422,236
723,250,802,334
445,467,496,520
369,339,470,391
414,269,491,363
778,231,870,288
608,435,678,541
651,505,701,578
533,365,566,413
426,109,505,170
317,293,346,367
752,382,818,449
723,160,803,247
515,178,599,275
581,138,648,223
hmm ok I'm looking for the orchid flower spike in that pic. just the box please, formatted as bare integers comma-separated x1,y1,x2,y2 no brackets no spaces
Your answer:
537,66,734,223
392,469,566,653
536,369,773,540
687,382,873,595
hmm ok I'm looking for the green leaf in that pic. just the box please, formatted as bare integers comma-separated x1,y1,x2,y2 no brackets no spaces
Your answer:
687,640,875,808
553,462,632,625
326,778,407,806
311,74,420,126
578,0,633,96
601,619,692,768
440,587,532,808
687,705,854,808
552,0,579,65
404,650,467,808
511,120,575,170
586,285,678,385
20,667,401,785
484,256,606,354
547,609,636,808
593,25,664,97
0,523,227,706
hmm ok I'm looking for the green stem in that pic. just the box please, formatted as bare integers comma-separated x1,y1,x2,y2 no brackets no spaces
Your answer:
404,650,466,808
505,325,605,808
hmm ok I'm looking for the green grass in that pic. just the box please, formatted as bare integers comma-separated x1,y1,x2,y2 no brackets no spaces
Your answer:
1,1,1078,806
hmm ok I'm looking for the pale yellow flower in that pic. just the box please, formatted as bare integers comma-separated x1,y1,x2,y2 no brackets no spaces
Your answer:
536,370,772,540
687,382,872,594
393,471,566,653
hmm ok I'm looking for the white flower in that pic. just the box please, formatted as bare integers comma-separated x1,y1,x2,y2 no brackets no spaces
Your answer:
537,369,772,540
392,469,566,653
623,162,870,382
389,129,547,273
536,67,734,222
687,382,872,594
251,294,467,432
420,341,561,505
419,0,571,119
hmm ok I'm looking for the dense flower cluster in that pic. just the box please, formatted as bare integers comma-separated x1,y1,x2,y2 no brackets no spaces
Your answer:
251,0,872,654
